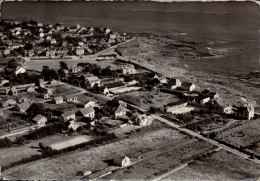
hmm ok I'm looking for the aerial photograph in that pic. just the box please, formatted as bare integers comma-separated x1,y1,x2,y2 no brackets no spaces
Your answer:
0,0,259,180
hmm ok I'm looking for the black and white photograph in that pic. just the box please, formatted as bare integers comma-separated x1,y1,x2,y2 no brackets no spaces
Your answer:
0,0,259,180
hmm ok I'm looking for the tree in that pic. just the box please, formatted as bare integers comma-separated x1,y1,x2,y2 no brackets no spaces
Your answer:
26,103,46,120
59,61,68,70
7,59,20,69
58,68,66,79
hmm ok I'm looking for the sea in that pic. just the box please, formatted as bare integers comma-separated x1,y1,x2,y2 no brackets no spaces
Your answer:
1,1,260,75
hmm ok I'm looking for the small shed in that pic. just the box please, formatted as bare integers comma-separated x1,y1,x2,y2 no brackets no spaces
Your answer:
113,156,131,167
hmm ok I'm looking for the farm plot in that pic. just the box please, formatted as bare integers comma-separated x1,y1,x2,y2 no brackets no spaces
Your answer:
104,140,215,180
49,135,94,150
0,134,66,167
121,91,179,110
3,121,188,180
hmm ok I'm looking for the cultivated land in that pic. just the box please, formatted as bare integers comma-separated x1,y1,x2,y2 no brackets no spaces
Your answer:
104,140,216,180
3,121,189,179
122,91,179,110
165,149,260,181
0,134,68,166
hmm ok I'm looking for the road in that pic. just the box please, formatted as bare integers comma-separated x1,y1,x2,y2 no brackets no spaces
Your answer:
0,124,44,139
152,114,260,165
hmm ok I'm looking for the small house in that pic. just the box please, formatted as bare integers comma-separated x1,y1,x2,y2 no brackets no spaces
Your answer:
113,156,131,167
82,101,95,108
85,76,100,88
120,64,136,75
0,98,16,107
181,82,196,92
78,107,95,119
70,66,83,73
32,114,47,125
75,47,84,56
15,101,31,113
131,113,152,126
103,100,127,118
64,95,78,102
14,66,26,75
102,87,109,95
168,78,182,89
200,97,211,105
27,86,35,93
60,111,76,121
5,87,18,96
234,103,254,120
52,96,63,104
42,93,51,99
153,75,167,84
68,121,86,131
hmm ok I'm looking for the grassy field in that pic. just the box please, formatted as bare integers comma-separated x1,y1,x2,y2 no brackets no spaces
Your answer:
165,149,260,181
104,140,215,180
215,118,260,150
123,91,179,110
0,134,67,167
3,121,188,180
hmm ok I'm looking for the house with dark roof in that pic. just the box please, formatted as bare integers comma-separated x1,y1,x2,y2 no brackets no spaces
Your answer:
181,82,196,92
234,103,254,120
103,100,127,118
15,101,31,113
78,107,95,119
168,78,182,89
64,95,78,102
60,111,76,121
5,87,18,96
113,156,131,167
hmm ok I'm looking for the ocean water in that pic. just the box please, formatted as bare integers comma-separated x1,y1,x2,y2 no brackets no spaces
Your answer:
1,1,260,74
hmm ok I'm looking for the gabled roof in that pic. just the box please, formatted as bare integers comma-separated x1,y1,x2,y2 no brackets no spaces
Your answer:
79,107,95,115
53,96,63,101
63,111,75,117
64,95,77,99
181,82,193,87
16,101,31,110
33,114,46,122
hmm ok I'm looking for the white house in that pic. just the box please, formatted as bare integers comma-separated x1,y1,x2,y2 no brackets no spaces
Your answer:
15,66,26,75
32,115,47,125
60,111,76,121
181,82,196,92
120,64,136,75
64,95,78,102
82,101,95,108
168,78,182,89
113,156,131,167
78,107,95,119
234,103,254,120
52,96,63,104
200,97,211,105
85,76,101,88
75,47,84,56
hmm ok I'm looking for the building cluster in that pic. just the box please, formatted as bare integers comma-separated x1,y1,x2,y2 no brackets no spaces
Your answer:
153,76,255,120
0,20,131,59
